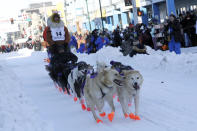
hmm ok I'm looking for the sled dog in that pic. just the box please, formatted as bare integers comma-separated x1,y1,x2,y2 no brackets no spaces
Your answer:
96,61,108,73
68,61,93,105
115,70,143,120
84,67,121,123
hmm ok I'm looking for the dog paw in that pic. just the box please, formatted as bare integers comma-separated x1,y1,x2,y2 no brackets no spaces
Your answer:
108,112,115,122
81,104,86,111
124,113,129,118
44,58,50,63
80,99,85,104
87,107,91,111
45,58,50,63
129,113,135,119
74,97,78,102
99,112,106,117
96,119,103,124
117,97,120,102
129,113,141,120
134,115,141,120
59,88,63,92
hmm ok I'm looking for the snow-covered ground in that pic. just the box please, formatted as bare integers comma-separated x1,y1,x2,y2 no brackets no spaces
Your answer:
0,47,197,131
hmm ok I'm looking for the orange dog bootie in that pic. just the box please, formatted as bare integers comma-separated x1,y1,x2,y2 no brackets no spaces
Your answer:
108,112,115,122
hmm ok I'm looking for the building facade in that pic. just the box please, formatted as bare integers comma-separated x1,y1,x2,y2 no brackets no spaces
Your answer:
20,2,56,39
64,0,197,32
141,0,197,23
65,0,135,32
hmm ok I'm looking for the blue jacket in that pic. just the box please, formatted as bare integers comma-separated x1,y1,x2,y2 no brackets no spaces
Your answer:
86,36,97,54
69,36,78,49
77,43,86,53
95,37,110,50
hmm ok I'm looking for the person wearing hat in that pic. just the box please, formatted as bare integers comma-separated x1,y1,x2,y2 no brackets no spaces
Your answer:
95,32,110,51
44,13,78,94
45,12,70,54
165,14,183,54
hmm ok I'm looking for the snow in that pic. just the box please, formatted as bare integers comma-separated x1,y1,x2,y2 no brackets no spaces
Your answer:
0,50,53,131
0,47,197,131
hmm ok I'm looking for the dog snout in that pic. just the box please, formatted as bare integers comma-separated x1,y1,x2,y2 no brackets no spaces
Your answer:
133,82,140,90
84,70,88,73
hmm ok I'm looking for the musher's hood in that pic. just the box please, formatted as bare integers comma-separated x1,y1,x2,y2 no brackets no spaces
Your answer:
47,16,64,28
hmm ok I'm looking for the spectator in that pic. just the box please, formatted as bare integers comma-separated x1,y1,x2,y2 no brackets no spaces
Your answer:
112,26,122,47
165,14,183,54
181,12,194,47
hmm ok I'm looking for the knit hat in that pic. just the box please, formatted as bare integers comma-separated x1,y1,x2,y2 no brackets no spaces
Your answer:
51,13,60,23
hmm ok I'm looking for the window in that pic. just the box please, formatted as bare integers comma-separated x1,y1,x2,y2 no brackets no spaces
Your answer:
124,0,132,6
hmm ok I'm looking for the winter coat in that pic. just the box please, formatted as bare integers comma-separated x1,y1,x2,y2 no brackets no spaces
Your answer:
69,36,78,49
165,19,183,43
46,17,70,46
113,29,122,47
87,34,98,53
181,15,196,34
139,29,154,48
95,36,110,50
196,20,197,34
77,44,86,53
50,52,78,67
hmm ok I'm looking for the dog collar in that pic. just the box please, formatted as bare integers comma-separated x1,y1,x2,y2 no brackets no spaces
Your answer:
89,72,98,79
113,79,123,86
101,82,113,89
99,82,113,98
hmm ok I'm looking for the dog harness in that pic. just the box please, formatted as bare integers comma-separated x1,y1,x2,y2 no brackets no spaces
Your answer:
80,76,86,95
90,72,98,79
99,87,106,98
110,61,134,75
87,70,98,79
113,79,123,86
71,71,73,80
99,82,113,98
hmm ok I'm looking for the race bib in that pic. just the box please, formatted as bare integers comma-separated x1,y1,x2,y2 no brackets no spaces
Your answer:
51,27,65,41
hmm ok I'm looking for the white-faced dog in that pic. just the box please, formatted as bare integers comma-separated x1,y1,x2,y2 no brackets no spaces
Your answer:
115,70,143,120
84,67,122,123
96,61,108,73
68,61,93,110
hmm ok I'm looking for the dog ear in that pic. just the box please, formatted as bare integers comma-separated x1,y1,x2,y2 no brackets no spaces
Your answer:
121,70,136,78
121,70,127,76
88,64,93,68
111,66,115,69
103,68,109,72
130,70,139,74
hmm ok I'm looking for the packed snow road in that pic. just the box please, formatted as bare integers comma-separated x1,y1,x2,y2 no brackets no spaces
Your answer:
0,47,197,131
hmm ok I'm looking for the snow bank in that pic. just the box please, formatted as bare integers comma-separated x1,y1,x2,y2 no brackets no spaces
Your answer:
0,46,197,131
0,60,52,131
76,46,197,77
